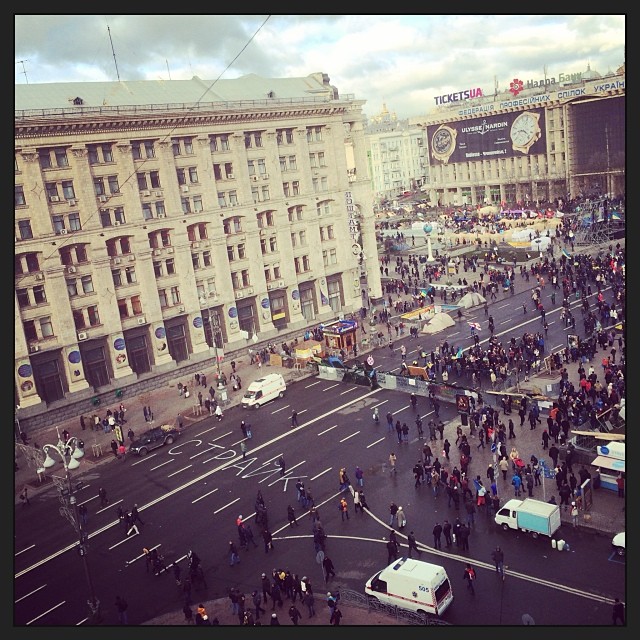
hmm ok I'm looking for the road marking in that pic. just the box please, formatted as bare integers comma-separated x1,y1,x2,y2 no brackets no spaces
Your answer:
167,465,193,477
367,437,386,448
150,459,174,471
25,601,66,626
14,583,46,602
271,404,290,414
192,488,218,504
318,424,338,436
372,399,389,409
309,467,332,482
323,384,340,391
339,387,360,395
305,381,322,388
339,431,360,443
213,497,240,515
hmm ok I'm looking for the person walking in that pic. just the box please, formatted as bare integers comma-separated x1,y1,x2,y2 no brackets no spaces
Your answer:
262,528,274,553
339,496,350,521
130,504,144,525
252,590,266,620
277,455,286,476
407,531,421,558
463,563,476,594
290,410,299,428
396,505,407,529
499,456,510,481
98,486,109,507
389,452,397,475
330,605,343,626
491,546,505,576
570,502,579,528
386,536,399,564
432,522,443,549
287,504,298,527
288,604,302,625
389,502,399,527
322,555,336,581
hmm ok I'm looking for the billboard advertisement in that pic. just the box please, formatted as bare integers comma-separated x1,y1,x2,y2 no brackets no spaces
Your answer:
427,108,546,165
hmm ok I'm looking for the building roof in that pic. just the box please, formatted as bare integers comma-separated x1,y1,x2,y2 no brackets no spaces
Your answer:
15,73,336,112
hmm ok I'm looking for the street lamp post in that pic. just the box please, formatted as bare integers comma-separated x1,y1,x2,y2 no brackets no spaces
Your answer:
199,295,222,377
42,428,101,623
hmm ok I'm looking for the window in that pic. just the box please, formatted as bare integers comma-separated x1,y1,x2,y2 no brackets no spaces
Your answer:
260,238,267,255
125,267,137,285
38,150,52,169
252,186,260,204
227,246,235,261
273,265,281,279
17,288,30,308
244,134,252,149
307,126,323,142
218,192,227,208
150,171,161,189
158,290,168,309
87,305,100,326
203,251,212,267
323,248,337,266
131,295,143,315
231,272,240,289
112,269,123,286
103,145,114,163
181,198,192,214
317,201,331,217
154,202,165,218
210,134,230,152
264,268,271,282
317,152,325,167
327,225,335,239
237,243,246,259
292,181,300,195
55,148,69,167
189,167,199,183
299,230,306,245
291,232,297,247
193,196,203,212
68,213,81,232
309,153,317,169
81,275,94,293
153,261,163,278
160,230,171,247
241,270,250,287
15,185,26,207
40,316,54,338
257,159,266,175
177,168,186,185
52,215,65,235
94,177,106,196
17,220,33,240
303,255,311,271
23,320,37,342
269,237,277,252
247,160,256,176
132,140,156,160
61,181,75,200
142,204,153,220
280,157,287,172
166,258,176,275
255,133,263,148
229,191,238,206
261,185,270,201
137,173,148,191
191,254,200,271
108,175,120,194
283,183,290,198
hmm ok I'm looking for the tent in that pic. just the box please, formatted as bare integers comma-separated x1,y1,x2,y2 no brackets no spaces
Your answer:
421,312,455,334
478,204,499,215
458,291,486,309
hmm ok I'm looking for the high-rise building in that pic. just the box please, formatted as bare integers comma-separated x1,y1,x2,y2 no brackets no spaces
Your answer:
15,73,381,414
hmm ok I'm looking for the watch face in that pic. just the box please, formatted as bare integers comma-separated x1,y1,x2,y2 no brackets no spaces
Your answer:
511,113,538,146
433,128,453,154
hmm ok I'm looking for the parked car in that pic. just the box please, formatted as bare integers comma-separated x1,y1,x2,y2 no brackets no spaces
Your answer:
612,532,625,557
128,425,182,456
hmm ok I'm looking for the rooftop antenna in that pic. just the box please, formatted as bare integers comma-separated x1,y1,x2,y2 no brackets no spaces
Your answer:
16,59,29,84
166,59,172,80
107,24,121,81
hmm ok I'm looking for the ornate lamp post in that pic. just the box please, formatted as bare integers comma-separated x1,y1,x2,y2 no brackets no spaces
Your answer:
41,429,100,623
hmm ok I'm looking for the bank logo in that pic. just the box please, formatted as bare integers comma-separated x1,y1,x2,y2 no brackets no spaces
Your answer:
509,78,524,97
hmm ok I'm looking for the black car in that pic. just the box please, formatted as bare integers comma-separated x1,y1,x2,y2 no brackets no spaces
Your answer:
128,425,182,456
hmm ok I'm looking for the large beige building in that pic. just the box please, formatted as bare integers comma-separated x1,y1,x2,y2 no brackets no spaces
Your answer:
15,73,382,412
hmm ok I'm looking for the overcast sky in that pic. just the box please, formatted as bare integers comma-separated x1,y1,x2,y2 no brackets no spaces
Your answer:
15,15,625,120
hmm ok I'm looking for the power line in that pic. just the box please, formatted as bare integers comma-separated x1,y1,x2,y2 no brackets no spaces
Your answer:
16,59,29,84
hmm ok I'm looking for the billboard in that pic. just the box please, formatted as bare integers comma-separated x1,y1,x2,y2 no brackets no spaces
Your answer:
427,109,546,165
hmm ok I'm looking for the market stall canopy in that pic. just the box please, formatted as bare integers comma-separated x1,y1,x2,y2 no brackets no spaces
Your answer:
458,291,486,309
421,312,455,334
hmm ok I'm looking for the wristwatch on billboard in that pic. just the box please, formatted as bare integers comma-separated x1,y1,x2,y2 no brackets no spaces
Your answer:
510,111,542,154
431,125,458,164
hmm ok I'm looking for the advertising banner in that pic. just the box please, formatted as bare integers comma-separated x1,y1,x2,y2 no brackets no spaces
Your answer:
427,109,546,165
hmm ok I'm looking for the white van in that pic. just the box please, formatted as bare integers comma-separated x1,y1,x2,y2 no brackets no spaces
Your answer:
241,373,286,409
365,557,453,617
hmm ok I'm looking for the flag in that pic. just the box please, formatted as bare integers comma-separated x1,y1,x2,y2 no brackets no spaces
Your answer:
468,322,481,331
456,346,464,359
562,248,571,259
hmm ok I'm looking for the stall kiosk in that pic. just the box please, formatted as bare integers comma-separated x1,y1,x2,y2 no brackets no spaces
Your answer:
320,319,358,355
590,441,625,492
294,340,324,368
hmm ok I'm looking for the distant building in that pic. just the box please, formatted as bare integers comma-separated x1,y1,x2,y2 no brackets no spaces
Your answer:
15,73,381,413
